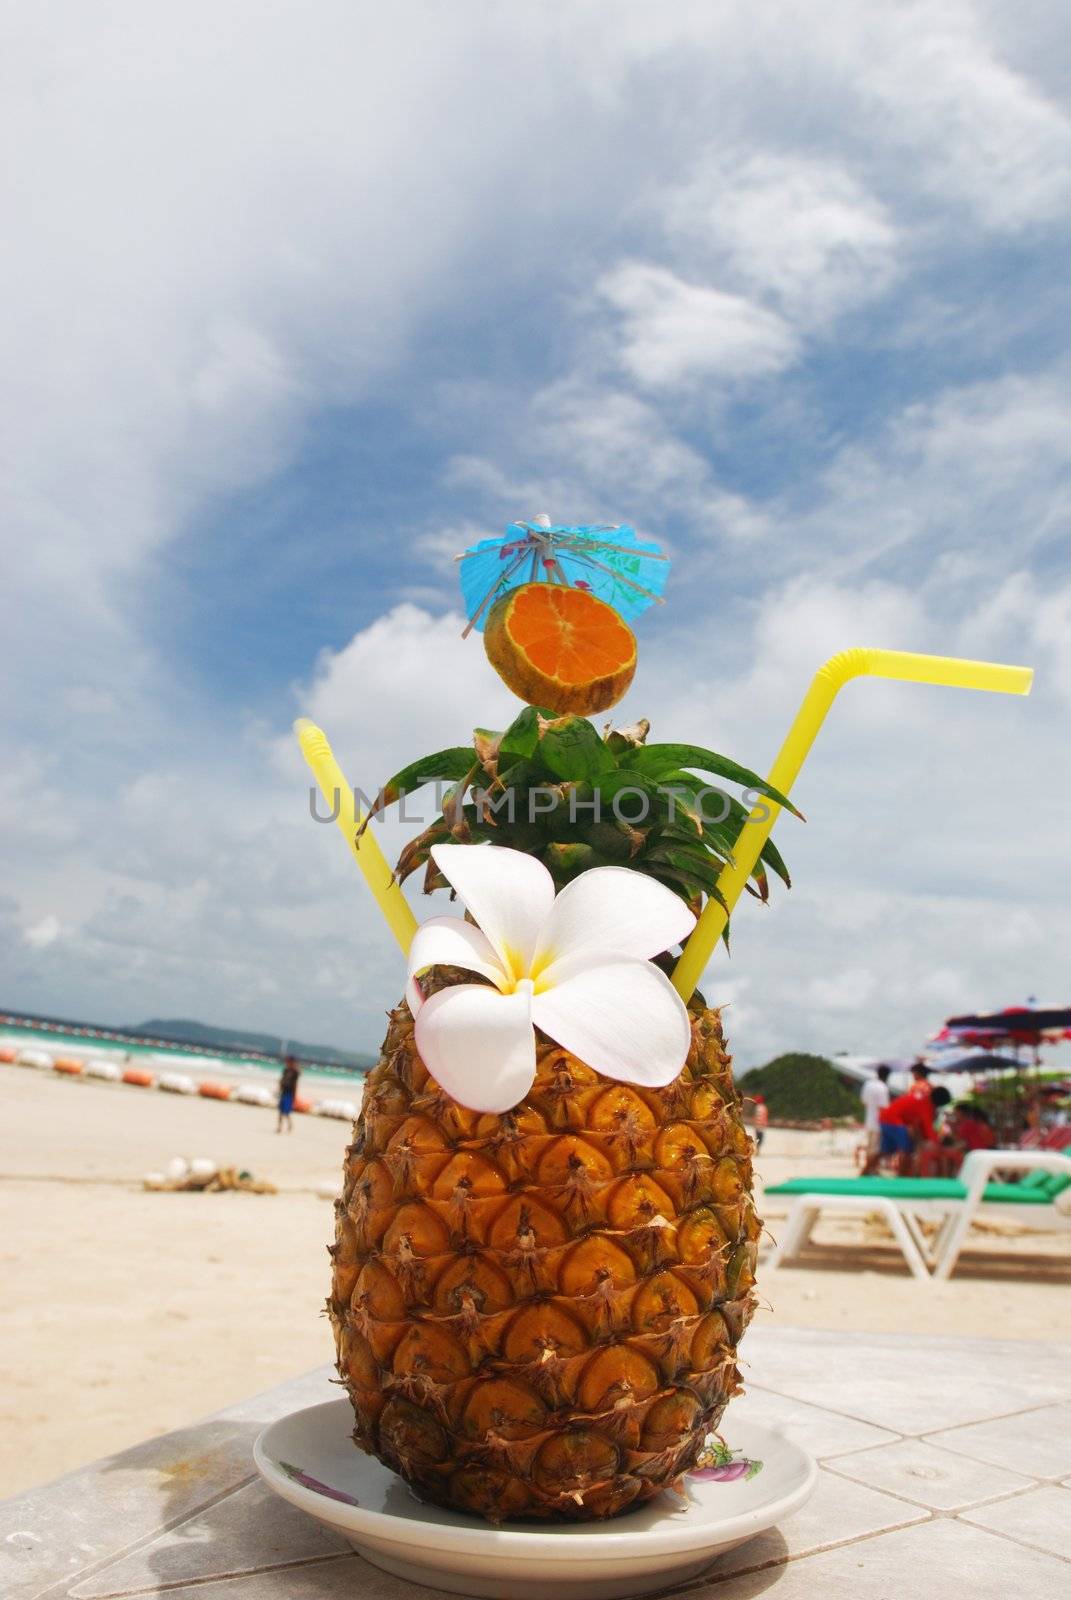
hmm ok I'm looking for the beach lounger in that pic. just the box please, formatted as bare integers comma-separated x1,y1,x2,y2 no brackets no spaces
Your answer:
765,1148,1071,1281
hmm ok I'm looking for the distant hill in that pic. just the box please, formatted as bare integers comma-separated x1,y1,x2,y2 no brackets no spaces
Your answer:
131,1018,376,1071
738,1052,862,1121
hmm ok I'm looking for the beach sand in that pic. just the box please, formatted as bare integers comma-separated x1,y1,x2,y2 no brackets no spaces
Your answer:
2,1067,1068,1498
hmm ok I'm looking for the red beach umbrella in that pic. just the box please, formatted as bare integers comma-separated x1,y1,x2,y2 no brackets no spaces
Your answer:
933,1005,1071,1059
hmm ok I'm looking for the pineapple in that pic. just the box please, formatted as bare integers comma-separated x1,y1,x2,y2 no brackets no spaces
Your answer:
327,708,796,1521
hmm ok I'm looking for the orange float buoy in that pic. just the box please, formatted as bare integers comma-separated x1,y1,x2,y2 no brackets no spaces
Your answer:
122,1068,155,1087
198,1082,232,1100
0,1046,18,1063
294,1095,312,1114
54,1057,84,1075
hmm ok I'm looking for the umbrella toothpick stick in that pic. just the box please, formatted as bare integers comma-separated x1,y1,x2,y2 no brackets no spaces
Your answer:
670,648,1034,1002
295,719,418,955
460,548,531,638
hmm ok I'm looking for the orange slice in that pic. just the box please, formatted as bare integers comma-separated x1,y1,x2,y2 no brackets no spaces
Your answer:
483,583,637,714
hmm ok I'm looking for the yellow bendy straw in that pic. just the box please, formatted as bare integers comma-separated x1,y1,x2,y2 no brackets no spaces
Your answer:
294,718,418,955
670,648,1034,1002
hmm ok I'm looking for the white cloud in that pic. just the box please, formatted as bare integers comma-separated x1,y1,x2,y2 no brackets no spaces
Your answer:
414,523,496,571
24,915,62,950
288,604,520,790
4,0,1067,658
598,263,799,388
806,967,879,1012
664,151,899,326
858,4,1071,230
967,571,1071,703
794,369,1071,586
447,382,774,543
63,686,120,718
631,1,1071,233
3,3,599,659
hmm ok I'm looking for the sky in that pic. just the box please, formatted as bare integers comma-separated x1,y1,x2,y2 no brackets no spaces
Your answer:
3,0,1070,1069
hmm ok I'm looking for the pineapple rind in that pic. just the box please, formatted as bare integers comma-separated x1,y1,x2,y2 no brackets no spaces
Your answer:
328,973,760,1523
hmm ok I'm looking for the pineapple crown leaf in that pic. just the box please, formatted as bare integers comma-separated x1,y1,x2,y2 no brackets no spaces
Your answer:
620,743,803,819
359,746,476,831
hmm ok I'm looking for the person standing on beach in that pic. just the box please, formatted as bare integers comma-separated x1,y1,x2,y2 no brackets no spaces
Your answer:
751,1093,769,1150
277,1055,301,1133
861,1065,891,1173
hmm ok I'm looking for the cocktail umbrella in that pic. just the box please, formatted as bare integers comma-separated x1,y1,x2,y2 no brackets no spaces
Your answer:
456,514,669,635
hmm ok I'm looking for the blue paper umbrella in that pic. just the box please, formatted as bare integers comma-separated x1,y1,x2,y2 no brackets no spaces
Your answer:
457,516,669,635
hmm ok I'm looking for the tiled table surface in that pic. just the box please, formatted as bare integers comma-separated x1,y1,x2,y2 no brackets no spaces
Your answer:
3,1327,1069,1600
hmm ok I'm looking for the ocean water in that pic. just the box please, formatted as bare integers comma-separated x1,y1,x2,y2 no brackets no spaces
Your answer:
0,1021,367,1090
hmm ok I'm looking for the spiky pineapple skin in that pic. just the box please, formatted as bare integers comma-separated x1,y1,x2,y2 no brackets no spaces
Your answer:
328,977,760,1522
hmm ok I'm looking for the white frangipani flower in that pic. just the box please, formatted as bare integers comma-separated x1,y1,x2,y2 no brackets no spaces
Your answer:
406,843,697,1113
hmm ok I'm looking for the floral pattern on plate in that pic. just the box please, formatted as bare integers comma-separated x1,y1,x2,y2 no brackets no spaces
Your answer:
690,1436,764,1483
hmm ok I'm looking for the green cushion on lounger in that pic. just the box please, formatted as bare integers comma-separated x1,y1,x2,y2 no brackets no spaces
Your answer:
765,1176,1054,1204
1019,1169,1071,1197
980,1182,1058,1203
766,1177,964,1199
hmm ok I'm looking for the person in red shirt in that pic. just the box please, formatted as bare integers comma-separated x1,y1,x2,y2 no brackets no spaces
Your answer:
949,1104,996,1153
879,1084,951,1173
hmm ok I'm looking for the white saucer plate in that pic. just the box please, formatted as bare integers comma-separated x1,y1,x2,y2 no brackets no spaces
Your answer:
255,1399,817,1600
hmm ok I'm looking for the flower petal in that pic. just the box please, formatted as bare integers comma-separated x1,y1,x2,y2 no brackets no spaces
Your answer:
414,980,537,1113
533,866,696,972
406,916,509,1016
431,843,555,980
531,953,691,1088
